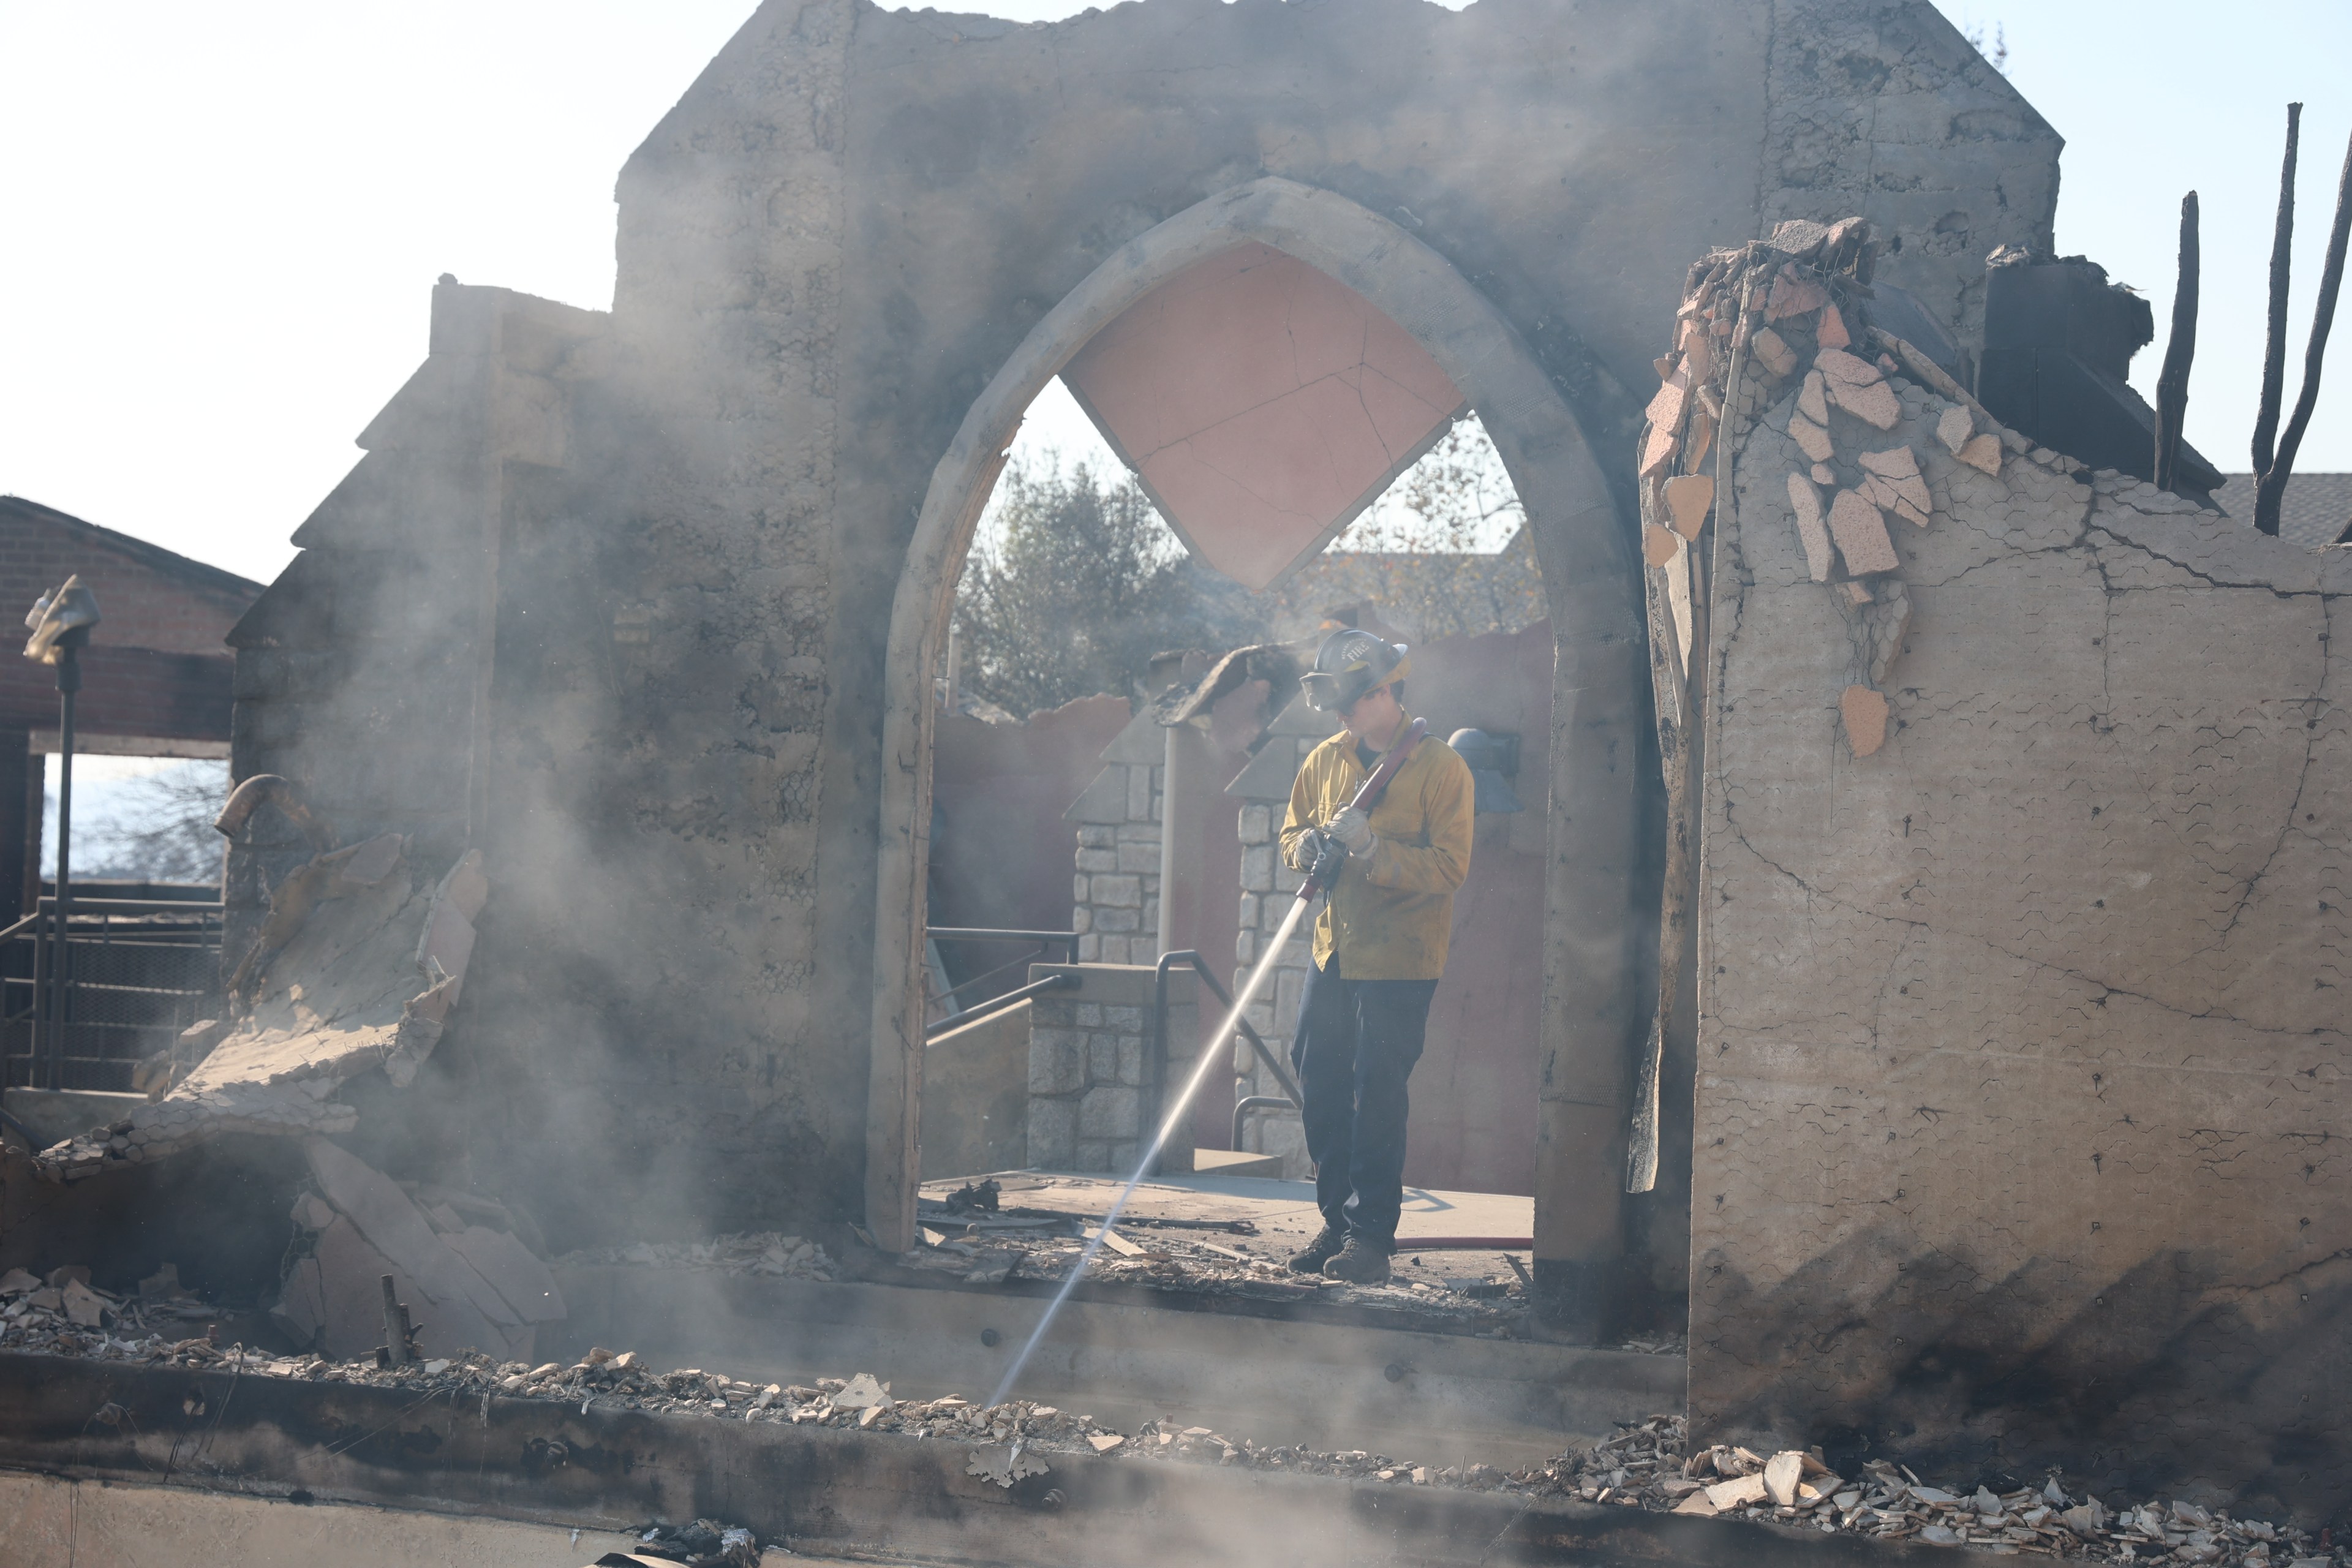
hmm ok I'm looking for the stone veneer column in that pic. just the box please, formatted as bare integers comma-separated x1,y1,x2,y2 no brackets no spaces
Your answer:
1023,963,1197,1175
1063,707,1167,963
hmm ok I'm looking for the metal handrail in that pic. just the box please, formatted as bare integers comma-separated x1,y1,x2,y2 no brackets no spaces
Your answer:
922,971,1076,1040
928,927,1082,948
1233,1095,1297,1150
6,892,225,1092
1152,950,1303,1147
922,927,1081,1025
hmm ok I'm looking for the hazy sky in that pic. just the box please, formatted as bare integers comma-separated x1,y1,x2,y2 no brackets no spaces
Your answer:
1,0,2345,586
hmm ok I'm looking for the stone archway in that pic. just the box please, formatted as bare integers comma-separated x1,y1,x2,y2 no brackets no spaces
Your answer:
867,176,1649,1332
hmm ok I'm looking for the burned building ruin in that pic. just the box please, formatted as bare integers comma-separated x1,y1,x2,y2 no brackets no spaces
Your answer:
4,0,2348,1561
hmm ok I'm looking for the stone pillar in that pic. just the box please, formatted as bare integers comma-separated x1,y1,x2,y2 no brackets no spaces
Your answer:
1023,962,1196,1176
1063,708,1166,965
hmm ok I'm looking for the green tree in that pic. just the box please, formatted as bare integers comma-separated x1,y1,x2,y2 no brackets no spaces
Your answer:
953,459,1266,717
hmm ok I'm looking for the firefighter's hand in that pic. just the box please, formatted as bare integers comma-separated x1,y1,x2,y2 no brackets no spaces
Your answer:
1283,832,1321,872
1326,807,1376,855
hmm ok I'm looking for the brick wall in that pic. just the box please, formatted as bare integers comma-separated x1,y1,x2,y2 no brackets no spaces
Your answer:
0,500,256,661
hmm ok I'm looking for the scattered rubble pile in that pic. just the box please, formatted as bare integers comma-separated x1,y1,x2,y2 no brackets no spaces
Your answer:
36,828,489,1181
0,1262,214,1342
1518,1417,2342,1564
902,1191,1523,1329
276,1137,565,1363
7,1274,2334,1562
556,1233,838,1282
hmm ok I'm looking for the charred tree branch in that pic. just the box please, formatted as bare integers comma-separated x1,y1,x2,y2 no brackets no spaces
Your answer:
2155,192,2199,492
2252,103,2301,486
2255,125,2352,538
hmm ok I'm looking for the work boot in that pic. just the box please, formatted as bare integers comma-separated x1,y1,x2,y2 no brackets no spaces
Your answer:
1288,1223,1346,1275
1321,1235,1390,1286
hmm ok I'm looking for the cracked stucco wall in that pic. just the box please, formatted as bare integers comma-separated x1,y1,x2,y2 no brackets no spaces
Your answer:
1763,0,2056,355
1688,368,2351,1517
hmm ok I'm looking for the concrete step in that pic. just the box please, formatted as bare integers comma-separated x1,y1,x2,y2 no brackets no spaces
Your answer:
549,1267,1683,1470
1191,1147,1287,1178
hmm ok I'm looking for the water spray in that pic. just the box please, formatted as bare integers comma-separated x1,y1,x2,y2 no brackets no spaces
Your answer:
988,717,1429,1407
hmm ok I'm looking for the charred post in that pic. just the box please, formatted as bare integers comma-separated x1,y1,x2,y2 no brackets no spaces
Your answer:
2254,125,2352,537
2154,191,2199,492
2250,103,2301,490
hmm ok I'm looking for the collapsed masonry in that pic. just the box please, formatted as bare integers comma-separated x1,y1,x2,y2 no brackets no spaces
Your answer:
1629,218,2352,1517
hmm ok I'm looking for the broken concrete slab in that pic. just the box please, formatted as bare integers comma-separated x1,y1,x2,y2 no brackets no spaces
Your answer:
34,845,489,1182
271,1137,562,1362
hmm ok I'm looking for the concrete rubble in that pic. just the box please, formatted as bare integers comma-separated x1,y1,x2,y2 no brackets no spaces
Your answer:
556,1232,838,1282
274,1136,565,1363
4,1259,2341,1567
32,837,488,1181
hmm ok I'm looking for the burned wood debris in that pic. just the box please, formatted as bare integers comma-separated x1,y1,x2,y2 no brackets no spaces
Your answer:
612,1518,762,1568
897,1194,1526,1328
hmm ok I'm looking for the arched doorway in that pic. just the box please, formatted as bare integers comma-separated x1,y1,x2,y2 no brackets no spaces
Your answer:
867,176,1649,1333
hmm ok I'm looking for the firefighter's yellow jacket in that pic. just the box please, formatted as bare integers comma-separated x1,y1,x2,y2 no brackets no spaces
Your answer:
1278,720,1475,980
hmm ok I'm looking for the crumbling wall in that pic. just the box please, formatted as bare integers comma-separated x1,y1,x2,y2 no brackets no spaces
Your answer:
1761,0,2056,356
1688,353,2352,1517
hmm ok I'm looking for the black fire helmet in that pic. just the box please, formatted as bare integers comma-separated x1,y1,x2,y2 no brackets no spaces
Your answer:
1300,628,1411,714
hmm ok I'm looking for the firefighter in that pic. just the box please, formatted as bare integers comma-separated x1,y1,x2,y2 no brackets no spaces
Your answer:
1278,630,1475,1284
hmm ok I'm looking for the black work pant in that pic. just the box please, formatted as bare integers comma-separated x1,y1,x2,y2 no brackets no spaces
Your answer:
1290,956,1438,1252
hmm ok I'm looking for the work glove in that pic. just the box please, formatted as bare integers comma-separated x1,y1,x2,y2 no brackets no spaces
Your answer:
1325,806,1376,856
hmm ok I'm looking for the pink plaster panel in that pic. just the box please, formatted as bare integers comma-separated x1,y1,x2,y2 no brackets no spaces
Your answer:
1064,243,1466,590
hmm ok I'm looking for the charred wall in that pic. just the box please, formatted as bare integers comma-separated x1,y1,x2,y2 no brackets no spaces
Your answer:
227,0,2057,1250
1689,369,2352,1517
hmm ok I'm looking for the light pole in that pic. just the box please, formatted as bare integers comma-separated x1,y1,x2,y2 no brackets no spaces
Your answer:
24,577,100,1090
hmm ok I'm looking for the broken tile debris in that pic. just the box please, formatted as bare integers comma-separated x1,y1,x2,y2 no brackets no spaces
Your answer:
1514,1417,2335,1564
1828,488,1899,575
1841,685,1890,756
0,1275,2332,1566
1662,473,1714,540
